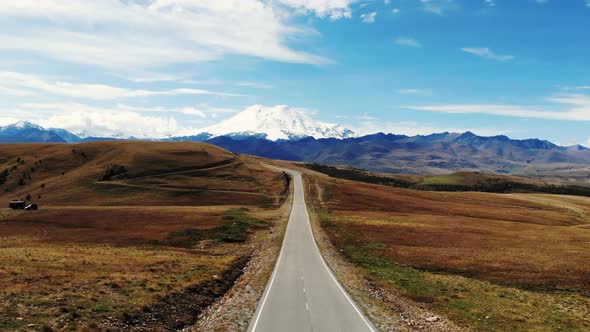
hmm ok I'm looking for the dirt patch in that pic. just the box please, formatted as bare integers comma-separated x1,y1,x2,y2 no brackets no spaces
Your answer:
102,255,251,331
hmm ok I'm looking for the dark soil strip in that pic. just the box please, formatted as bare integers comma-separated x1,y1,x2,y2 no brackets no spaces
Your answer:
102,254,251,332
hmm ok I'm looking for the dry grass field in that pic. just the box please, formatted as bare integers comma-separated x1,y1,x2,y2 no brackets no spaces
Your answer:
302,169,590,331
0,141,287,207
0,142,289,331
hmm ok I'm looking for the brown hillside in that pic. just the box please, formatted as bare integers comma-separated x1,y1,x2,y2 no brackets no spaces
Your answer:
0,142,289,330
0,141,287,206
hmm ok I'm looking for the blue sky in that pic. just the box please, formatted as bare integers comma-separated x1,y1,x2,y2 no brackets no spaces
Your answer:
0,0,589,145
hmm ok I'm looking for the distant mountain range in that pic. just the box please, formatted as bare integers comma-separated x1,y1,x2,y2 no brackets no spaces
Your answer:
0,121,67,143
207,133,590,175
1,115,589,182
0,121,128,143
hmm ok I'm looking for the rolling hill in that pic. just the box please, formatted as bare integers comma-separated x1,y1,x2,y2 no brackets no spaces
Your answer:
0,141,288,207
0,141,290,331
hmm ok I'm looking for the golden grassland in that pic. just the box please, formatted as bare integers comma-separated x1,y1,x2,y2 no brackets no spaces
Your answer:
0,141,286,207
0,142,289,331
0,206,283,331
300,169,590,331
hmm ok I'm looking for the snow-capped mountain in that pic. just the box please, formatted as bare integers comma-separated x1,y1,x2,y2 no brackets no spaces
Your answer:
0,121,44,132
0,121,67,142
196,105,355,141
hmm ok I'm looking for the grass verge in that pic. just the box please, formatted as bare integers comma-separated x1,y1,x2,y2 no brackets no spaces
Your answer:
341,237,590,331
165,208,269,246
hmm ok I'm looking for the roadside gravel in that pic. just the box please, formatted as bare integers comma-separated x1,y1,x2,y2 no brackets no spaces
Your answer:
185,187,292,332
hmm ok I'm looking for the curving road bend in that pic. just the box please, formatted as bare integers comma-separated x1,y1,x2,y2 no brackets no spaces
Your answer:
248,168,377,332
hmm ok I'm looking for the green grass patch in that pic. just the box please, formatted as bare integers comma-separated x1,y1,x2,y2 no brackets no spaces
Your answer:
343,242,590,331
418,174,466,186
318,209,333,227
165,208,269,247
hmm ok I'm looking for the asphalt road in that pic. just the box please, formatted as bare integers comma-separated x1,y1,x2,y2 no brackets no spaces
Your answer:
248,168,376,332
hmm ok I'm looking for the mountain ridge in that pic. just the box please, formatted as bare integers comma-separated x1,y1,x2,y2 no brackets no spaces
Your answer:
1,120,589,182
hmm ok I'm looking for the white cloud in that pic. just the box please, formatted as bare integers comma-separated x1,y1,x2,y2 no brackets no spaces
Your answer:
114,73,215,84
1,102,210,138
115,103,238,118
392,8,400,13
461,47,514,61
237,81,273,89
484,0,496,7
360,11,377,23
558,85,590,91
179,107,207,118
276,0,360,20
0,85,35,97
396,88,429,94
395,37,422,48
0,0,332,69
358,113,377,121
405,93,590,121
0,72,241,100
42,111,194,138
0,117,21,127
420,0,458,15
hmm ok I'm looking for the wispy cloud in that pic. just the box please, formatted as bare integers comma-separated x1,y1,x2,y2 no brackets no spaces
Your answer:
484,0,496,7
557,85,590,91
277,0,361,20
0,1,333,69
396,88,429,94
237,81,273,89
461,47,514,61
360,11,377,23
0,103,201,138
419,0,459,15
358,113,377,121
395,37,422,48
0,72,242,100
405,93,590,121
0,101,245,138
